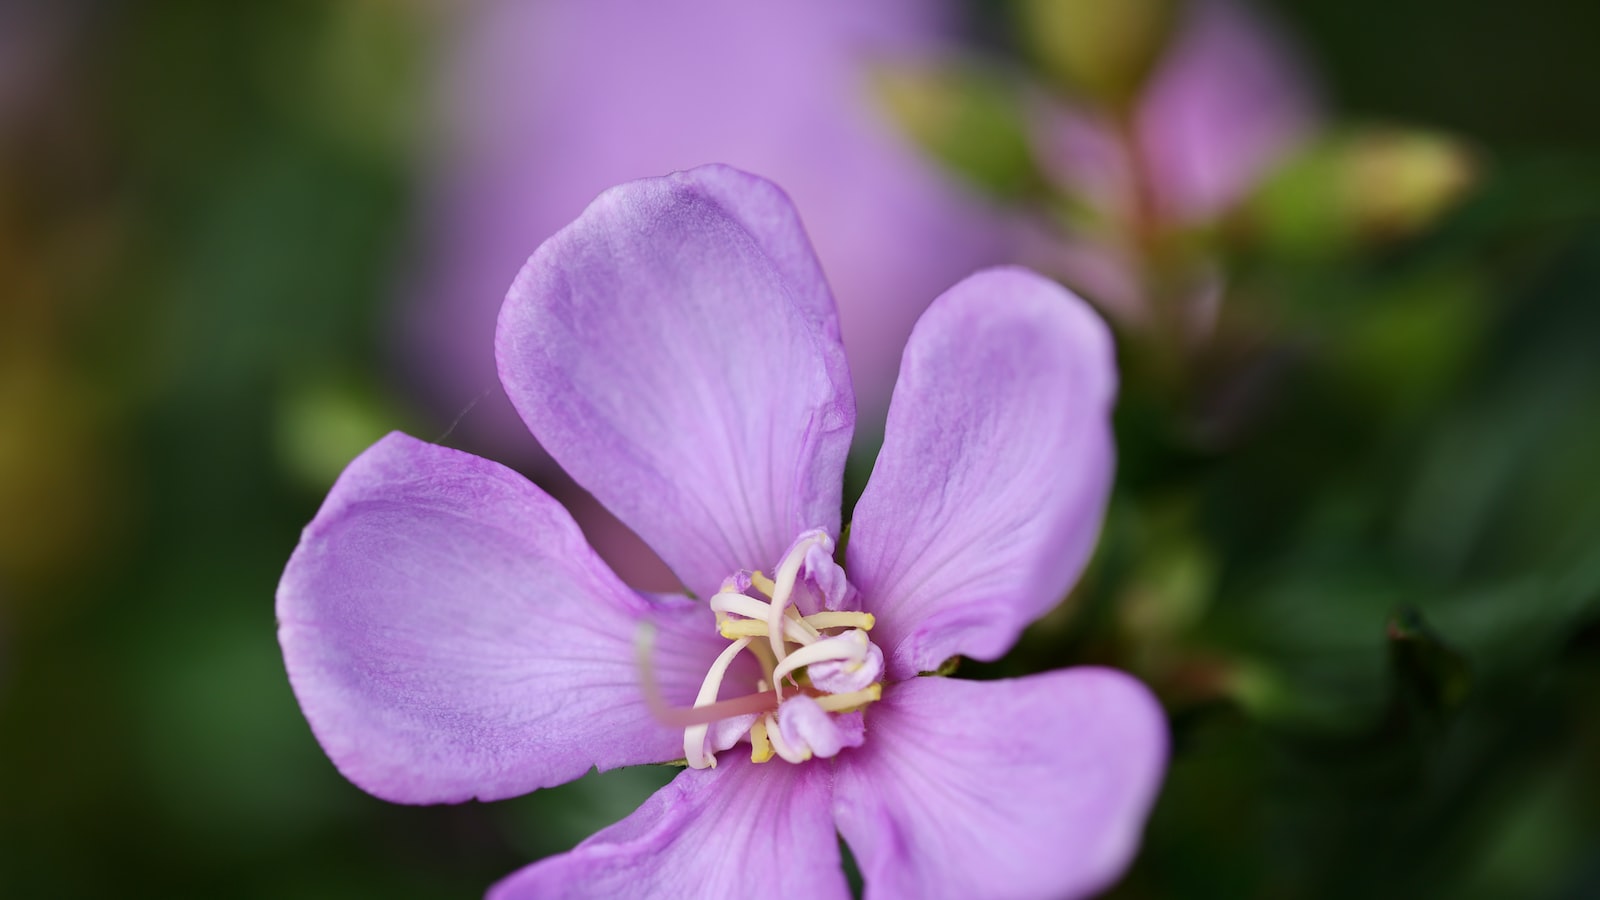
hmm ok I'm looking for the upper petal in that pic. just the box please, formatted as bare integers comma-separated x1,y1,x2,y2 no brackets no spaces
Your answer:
847,267,1117,679
403,0,1003,453
490,756,847,900
276,432,721,804
834,670,1168,900
497,165,854,599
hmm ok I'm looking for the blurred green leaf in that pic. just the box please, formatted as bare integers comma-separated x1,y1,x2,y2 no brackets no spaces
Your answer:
868,55,1044,200
1246,125,1478,260
1385,606,1471,719
1013,0,1176,108
1324,267,1488,419
495,766,675,861
1217,567,1398,732
275,373,410,489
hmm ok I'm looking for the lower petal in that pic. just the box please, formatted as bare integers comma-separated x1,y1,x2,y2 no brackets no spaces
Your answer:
277,433,722,804
834,670,1167,900
490,756,846,900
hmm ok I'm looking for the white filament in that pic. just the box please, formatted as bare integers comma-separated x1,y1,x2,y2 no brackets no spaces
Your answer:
766,533,826,664
770,629,871,688
683,637,753,769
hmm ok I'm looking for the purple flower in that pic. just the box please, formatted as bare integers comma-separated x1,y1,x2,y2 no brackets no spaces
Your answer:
281,165,1166,898
1040,0,1315,227
1032,0,1316,327
403,0,1007,454
1135,0,1317,225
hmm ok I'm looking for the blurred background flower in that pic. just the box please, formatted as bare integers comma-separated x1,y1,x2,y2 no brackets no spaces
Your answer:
401,0,1005,456
3,0,1600,897
1023,0,1319,329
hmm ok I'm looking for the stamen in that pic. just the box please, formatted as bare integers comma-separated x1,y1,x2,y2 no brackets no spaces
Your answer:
787,605,822,640
719,619,768,638
767,532,827,664
770,629,872,688
709,591,772,620
749,715,775,764
719,617,816,644
813,683,882,712
647,531,885,770
803,611,875,631
684,637,753,769
749,570,777,597
712,575,744,628
712,591,816,644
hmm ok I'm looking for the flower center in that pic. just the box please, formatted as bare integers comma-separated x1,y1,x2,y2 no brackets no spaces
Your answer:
648,529,885,769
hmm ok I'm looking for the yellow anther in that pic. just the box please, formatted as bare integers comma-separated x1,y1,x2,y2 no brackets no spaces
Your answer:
750,717,775,764
813,683,883,713
751,640,778,682
803,611,875,632
720,620,766,639
750,571,776,597
720,617,816,645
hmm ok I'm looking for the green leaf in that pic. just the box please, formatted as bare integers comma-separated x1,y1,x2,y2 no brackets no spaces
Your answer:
1385,606,1472,720
1246,126,1478,260
1014,0,1176,108
868,56,1044,200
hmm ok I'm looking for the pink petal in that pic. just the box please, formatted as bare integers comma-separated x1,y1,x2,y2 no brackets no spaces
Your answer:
835,670,1168,899
847,268,1117,678
490,756,846,899
277,433,722,803
497,165,854,600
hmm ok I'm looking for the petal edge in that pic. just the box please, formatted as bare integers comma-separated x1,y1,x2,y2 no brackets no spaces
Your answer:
277,433,720,803
490,756,846,900
496,165,854,598
834,669,1168,900
848,267,1117,678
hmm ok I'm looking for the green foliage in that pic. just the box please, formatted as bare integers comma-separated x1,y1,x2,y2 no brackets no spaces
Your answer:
1014,0,1176,108
869,56,1045,200
1248,126,1478,260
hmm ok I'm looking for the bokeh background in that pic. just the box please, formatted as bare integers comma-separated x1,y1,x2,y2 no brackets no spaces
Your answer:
3,0,1599,896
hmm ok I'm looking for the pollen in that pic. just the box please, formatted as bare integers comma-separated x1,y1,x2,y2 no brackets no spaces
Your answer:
814,683,881,712
749,570,777,597
749,716,775,764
